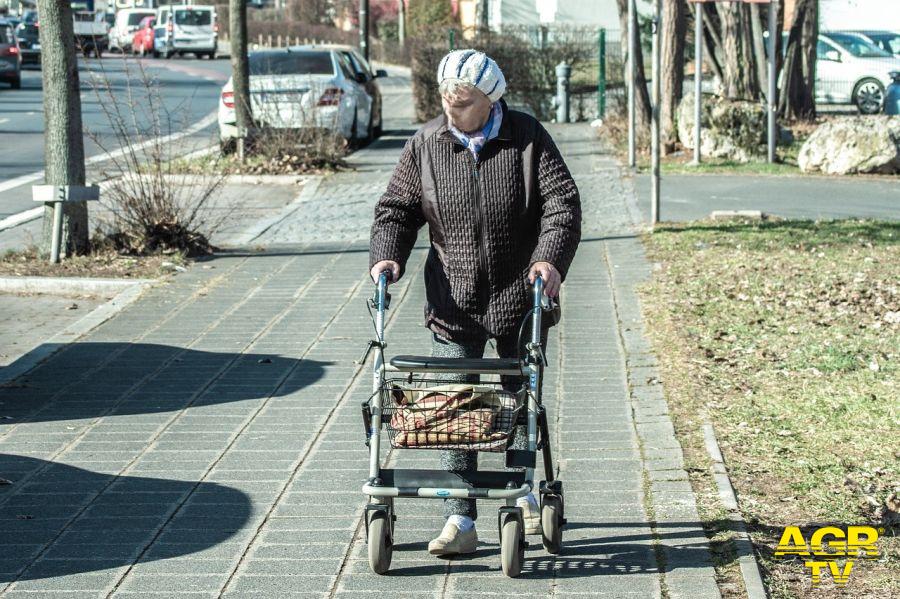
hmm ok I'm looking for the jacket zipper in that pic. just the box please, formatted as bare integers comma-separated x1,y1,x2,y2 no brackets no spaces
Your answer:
470,154,491,328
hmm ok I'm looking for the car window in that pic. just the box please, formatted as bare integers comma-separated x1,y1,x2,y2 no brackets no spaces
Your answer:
342,51,368,81
175,9,212,27
249,51,336,76
0,26,11,45
816,41,834,59
885,36,900,55
336,53,357,80
23,11,37,25
826,32,892,58
350,50,374,78
128,13,151,26
158,10,168,25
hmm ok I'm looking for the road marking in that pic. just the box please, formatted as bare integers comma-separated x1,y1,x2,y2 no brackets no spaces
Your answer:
0,110,218,231
0,118,8,125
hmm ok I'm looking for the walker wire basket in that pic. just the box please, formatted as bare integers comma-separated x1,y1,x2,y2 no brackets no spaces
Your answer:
364,377,525,452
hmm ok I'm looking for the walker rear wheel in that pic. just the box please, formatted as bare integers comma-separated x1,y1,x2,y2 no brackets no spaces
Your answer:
541,495,563,554
500,511,524,577
367,511,392,574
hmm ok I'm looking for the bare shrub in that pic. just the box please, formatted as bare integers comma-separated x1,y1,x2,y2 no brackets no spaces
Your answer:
82,58,227,257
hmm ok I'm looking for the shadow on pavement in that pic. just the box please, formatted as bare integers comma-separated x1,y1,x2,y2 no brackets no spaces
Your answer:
0,455,252,584
0,342,330,424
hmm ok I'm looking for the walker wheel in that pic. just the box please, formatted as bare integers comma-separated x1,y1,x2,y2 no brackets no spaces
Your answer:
367,511,392,574
541,495,563,554
500,511,524,577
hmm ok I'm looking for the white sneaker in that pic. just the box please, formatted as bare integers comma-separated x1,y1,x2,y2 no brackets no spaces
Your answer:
518,494,542,535
428,520,478,555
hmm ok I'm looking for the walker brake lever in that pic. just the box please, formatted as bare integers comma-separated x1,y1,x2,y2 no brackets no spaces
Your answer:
355,339,385,365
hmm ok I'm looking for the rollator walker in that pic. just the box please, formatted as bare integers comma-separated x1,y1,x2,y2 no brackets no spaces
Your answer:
360,272,566,577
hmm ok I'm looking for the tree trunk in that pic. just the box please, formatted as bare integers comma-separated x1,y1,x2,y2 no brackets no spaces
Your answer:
661,0,686,151
700,4,724,86
749,2,768,98
718,2,758,99
230,0,252,158
615,0,651,129
37,0,88,258
779,0,817,120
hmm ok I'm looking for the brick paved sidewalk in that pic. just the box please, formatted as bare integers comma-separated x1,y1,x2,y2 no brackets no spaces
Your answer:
0,123,721,598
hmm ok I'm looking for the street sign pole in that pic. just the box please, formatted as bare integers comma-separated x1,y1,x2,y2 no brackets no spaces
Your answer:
359,0,369,61
767,0,778,162
651,0,661,224
627,0,636,168
692,0,703,165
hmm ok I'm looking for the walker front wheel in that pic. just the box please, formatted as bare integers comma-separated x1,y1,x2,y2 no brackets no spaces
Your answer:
367,511,392,574
500,511,524,577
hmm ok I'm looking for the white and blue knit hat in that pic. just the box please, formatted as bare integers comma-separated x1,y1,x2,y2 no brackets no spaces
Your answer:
437,49,506,103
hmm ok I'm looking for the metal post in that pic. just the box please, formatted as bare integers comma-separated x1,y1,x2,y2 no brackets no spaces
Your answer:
692,1,703,165
627,0,636,168
651,0,661,224
49,200,63,264
556,62,571,124
449,29,455,51
398,0,405,47
767,0,778,163
598,28,606,118
359,0,369,61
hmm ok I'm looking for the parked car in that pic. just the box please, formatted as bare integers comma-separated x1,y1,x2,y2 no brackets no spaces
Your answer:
72,9,109,57
852,30,900,57
153,4,217,59
817,32,900,114
0,18,22,89
14,10,39,66
110,8,156,53
218,46,387,149
131,15,155,56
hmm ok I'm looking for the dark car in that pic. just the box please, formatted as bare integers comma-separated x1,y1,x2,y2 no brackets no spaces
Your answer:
0,18,21,88
15,10,39,65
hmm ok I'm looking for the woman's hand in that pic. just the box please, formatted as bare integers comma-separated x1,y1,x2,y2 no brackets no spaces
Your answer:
528,261,561,297
370,260,400,285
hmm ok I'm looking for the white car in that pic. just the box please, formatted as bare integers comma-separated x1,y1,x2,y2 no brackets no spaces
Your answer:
817,32,900,114
109,8,155,53
218,46,386,149
153,4,217,59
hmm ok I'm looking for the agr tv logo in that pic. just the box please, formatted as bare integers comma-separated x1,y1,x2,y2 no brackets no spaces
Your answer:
774,525,882,586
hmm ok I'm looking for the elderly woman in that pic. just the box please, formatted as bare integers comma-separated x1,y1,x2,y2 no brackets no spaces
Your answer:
369,50,581,556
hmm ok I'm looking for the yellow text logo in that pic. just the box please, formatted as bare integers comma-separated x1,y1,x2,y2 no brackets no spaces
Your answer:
774,525,882,586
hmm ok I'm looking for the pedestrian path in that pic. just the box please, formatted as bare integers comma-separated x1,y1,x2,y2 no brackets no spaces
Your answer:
0,122,721,598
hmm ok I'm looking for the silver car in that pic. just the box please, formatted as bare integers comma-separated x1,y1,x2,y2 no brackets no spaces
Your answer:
817,32,900,114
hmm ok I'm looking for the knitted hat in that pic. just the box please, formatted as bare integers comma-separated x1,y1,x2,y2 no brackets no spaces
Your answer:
436,49,506,103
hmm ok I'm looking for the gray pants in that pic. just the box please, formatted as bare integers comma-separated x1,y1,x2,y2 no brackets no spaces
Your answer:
431,330,547,521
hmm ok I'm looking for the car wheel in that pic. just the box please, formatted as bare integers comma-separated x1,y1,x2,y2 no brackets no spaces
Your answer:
854,78,885,115
152,49,160,58
10,76,21,90
373,109,383,138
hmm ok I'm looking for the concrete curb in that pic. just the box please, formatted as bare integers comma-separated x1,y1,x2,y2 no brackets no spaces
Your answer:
0,276,156,297
224,175,324,247
0,280,152,386
703,422,769,599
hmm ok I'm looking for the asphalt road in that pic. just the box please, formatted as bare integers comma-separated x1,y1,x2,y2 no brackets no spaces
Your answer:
634,173,900,222
0,55,232,221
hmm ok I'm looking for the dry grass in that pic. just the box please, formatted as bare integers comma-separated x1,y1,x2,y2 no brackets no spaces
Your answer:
640,219,899,598
0,244,183,279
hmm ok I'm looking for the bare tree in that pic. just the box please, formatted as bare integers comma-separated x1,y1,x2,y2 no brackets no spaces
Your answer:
615,0,651,129
36,0,89,257
779,0,818,120
230,0,253,158
660,0,686,151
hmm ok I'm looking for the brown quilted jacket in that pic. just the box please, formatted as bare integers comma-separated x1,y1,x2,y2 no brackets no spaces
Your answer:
369,100,581,341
